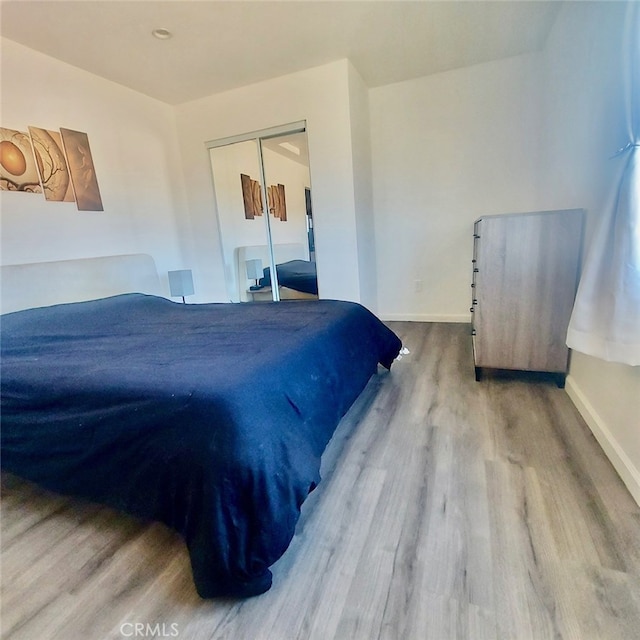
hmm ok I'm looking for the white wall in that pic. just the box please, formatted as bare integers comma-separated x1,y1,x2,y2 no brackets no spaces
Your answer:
0,39,189,295
370,53,543,321
538,1,640,505
174,60,363,304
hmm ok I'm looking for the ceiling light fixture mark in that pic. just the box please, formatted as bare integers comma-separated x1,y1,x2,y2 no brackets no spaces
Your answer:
152,28,172,40
279,142,301,155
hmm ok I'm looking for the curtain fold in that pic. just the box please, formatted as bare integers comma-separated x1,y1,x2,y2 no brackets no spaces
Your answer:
566,1,640,366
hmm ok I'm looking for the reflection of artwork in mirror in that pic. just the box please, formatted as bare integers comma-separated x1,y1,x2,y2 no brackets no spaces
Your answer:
28,127,75,202
252,180,263,216
241,173,265,219
278,184,287,221
0,127,42,193
240,173,255,219
268,186,276,217
60,128,103,211
269,184,287,221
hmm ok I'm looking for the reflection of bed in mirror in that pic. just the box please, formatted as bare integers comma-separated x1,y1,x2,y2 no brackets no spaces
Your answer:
235,243,318,302
259,259,317,295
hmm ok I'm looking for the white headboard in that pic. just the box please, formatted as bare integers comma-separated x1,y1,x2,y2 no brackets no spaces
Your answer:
1,254,162,314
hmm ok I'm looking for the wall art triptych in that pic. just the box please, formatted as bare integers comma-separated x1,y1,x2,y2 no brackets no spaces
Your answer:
240,173,287,221
0,126,103,211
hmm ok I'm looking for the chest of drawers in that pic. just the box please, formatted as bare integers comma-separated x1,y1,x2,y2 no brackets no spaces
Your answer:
471,209,584,387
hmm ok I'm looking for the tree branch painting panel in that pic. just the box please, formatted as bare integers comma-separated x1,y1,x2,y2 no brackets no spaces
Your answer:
267,184,287,220
241,173,264,219
0,128,42,193
251,179,264,217
60,128,103,211
241,174,286,221
241,173,255,219
276,184,287,221
28,127,75,202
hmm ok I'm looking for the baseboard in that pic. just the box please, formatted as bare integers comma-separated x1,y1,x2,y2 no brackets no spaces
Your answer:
565,374,640,506
379,313,471,323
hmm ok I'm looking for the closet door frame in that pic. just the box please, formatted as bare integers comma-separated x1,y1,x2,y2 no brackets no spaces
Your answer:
206,121,307,302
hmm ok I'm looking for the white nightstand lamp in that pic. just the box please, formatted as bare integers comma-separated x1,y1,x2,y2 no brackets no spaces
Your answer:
168,269,194,304
245,259,263,287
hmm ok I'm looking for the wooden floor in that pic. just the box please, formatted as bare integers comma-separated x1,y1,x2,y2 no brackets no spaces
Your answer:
2,322,639,640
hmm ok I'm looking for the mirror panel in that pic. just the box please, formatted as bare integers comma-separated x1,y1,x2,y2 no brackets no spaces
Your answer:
260,132,317,300
209,139,268,302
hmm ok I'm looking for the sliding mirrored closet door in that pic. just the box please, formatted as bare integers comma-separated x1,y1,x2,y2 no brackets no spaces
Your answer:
207,123,317,303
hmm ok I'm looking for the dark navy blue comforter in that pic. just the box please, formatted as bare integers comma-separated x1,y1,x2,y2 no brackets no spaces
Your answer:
259,259,318,295
0,294,401,598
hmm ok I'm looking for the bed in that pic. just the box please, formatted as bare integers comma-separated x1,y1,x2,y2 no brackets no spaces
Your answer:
0,255,401,598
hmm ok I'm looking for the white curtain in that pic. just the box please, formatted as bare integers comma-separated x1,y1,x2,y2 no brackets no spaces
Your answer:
566,1,640,366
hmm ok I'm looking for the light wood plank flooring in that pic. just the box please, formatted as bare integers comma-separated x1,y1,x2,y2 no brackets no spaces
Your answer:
2,322,639,639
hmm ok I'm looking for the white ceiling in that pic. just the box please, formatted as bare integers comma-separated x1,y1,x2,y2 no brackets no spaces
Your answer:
0,0,563,106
